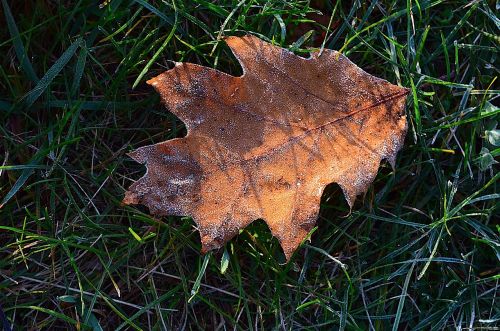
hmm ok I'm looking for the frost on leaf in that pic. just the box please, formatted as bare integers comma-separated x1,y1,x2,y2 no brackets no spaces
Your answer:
123,35,409,260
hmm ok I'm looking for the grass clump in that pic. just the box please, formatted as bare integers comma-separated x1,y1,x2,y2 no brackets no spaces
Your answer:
0,0,498,329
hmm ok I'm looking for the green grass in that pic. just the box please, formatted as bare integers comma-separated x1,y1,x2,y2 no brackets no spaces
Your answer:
0,0,498,329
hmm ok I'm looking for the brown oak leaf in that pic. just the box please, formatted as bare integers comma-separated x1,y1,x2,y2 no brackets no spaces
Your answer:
124,35,409,260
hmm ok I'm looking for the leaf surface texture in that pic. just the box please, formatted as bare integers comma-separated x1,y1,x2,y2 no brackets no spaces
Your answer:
124,35,409,259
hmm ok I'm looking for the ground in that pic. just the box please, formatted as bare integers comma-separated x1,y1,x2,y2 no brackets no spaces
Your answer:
0,0,499,330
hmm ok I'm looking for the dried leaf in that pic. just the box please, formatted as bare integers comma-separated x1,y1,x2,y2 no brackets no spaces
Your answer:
124,35,409,260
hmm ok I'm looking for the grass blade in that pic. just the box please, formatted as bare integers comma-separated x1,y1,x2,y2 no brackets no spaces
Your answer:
23,38,82,108
1,0,39,82
0,166,34,209
188,253,211,303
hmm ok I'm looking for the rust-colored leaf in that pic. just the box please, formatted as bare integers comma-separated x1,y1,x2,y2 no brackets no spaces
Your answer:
124,35,409,260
